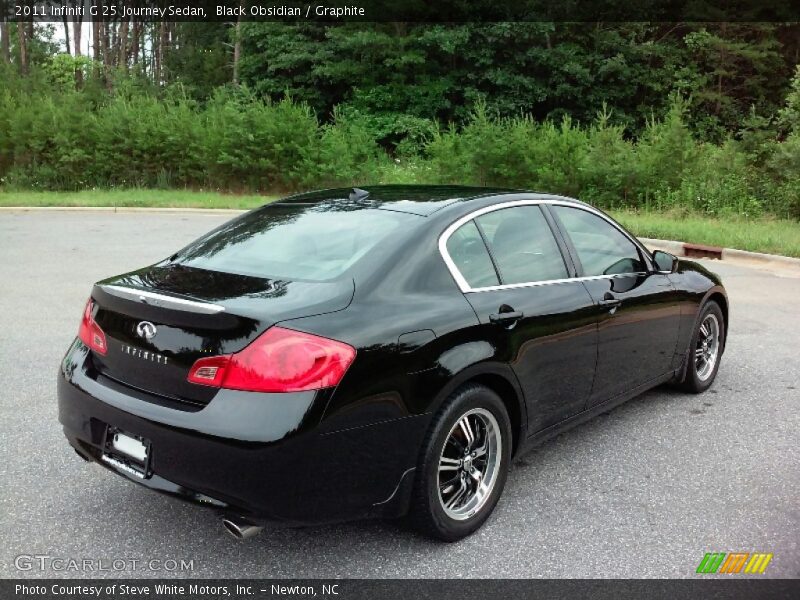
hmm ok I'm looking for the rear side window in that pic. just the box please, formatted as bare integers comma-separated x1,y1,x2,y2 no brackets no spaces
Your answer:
551,206,646,276
475,205,568,284
446,221,500,288
174,204,415,281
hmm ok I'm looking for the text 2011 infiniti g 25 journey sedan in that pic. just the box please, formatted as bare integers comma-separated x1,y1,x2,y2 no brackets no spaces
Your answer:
58,186,727,541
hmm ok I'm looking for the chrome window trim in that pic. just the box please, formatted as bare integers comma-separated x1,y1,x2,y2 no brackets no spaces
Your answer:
438,198,654,293
466,272,650,293
99,285,226,314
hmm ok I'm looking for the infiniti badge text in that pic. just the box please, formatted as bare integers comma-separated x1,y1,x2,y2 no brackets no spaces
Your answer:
121,344,169,365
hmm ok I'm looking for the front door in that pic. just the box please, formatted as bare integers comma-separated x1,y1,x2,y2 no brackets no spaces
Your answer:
548,205,682,404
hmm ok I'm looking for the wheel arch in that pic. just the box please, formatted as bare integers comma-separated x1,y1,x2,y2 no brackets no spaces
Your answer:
469,372,526,457
430,363,527,457
704,288,729,351
676,286,729,383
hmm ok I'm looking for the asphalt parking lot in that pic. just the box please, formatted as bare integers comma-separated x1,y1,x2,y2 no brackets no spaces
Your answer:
0,209,798,579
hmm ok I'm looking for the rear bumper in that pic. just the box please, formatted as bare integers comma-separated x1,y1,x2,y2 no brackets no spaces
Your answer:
58,341,424,525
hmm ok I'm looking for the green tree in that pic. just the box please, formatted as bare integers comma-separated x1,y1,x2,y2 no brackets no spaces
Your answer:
681,24,786,140
165,23,232,99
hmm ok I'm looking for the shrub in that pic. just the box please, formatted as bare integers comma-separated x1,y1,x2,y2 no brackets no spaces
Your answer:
579,105,637,208
317,108,391,186
203,89,320,190
0,67,798,221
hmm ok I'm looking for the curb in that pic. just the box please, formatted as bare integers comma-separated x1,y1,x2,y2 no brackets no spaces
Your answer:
639,237,685,257
0,206,246,215
720,246,800,268
639,237,800,269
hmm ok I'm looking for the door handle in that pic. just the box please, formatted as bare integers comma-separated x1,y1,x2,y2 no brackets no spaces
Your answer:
489,310,524,325
598,292,621,309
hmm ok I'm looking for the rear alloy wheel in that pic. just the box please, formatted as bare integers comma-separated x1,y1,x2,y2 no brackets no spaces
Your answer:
438,408,502,520
678,300,725,393
410,384,511,541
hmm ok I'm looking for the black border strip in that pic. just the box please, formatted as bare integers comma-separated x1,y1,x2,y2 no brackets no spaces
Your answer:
3,579,800,600
4,0,800,23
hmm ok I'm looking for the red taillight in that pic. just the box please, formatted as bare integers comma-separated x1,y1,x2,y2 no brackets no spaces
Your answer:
78,298,107,355
187,326,356,393
186,355,229,387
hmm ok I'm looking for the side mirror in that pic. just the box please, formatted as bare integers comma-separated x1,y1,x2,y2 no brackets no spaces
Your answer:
652,250,678,273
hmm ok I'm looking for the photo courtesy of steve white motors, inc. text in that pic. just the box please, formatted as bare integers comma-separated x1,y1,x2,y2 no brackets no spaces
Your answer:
14,584,340,597
11,3,368,19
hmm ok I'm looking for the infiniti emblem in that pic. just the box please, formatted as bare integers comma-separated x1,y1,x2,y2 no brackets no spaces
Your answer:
136,321,157,340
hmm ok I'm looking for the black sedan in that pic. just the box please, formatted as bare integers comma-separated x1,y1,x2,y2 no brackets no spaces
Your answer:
58,186,727,541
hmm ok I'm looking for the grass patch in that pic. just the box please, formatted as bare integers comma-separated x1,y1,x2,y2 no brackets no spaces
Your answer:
610,210,800,258
2,189,798,258
0,189,276,209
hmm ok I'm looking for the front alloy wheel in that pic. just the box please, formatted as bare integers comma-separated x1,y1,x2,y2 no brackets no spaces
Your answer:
695,313,721,382
410,384,512,541
677,300,725,393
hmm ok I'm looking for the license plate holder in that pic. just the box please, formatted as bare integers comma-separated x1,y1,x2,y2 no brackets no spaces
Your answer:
101,427,152,479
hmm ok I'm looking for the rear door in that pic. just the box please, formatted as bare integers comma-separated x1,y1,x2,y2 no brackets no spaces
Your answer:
443,203,598,433
547,205,681,404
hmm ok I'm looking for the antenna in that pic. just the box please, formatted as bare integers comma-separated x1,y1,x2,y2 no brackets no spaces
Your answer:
349,188,370,202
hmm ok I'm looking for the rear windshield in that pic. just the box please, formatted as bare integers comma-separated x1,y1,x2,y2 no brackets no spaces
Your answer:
173,203,415,281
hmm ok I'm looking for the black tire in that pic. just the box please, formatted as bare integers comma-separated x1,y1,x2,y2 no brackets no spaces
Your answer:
676,300,725,393
409,383,512,542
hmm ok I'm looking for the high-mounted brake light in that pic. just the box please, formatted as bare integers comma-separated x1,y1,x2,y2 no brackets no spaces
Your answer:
187,326,356,393
78,298,107,355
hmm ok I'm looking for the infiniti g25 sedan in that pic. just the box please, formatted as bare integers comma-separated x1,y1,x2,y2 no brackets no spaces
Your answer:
58,186,727,541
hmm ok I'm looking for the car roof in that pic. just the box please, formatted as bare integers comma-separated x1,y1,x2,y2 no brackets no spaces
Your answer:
272,185,524,216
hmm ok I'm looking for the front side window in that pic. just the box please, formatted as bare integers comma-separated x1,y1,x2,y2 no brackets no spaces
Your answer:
552,206,646,276
475,205,568,285
445,221,500,288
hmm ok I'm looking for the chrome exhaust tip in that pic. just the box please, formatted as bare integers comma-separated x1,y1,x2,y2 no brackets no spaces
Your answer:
222,517,263,540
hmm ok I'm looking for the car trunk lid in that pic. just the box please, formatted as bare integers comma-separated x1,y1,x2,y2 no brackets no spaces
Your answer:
88,263,354,407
